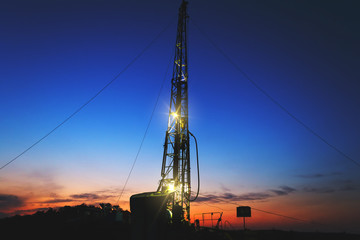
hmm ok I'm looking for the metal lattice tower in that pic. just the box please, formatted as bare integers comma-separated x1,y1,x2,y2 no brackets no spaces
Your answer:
157,0,190,222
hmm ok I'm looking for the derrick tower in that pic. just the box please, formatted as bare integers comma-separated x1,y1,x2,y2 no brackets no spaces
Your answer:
157,0,191,221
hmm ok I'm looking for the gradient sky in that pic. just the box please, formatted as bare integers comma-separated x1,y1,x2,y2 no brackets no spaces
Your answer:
1,0,360,233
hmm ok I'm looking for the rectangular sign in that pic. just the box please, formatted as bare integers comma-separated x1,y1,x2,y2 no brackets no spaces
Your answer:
237,206,251,217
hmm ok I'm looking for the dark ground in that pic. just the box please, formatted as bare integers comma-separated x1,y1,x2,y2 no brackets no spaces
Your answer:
1,204,359,240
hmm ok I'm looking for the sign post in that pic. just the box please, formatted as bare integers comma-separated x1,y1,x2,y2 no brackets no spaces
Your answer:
236,206,251,230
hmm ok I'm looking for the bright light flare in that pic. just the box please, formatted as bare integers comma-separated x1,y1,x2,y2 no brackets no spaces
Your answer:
168,182,175,192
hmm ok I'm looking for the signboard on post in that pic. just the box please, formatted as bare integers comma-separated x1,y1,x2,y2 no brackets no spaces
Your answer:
236,206,251,230
237,206,251,217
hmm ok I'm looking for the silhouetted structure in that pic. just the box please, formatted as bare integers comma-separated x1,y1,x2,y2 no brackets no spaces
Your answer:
237,206,251,230
157,0,192,223
130,1,196,239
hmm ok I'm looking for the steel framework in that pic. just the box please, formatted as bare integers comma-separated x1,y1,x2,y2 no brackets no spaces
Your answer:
157,0,190,222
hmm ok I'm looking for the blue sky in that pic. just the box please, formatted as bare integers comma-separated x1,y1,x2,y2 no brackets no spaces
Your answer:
1,0,360,232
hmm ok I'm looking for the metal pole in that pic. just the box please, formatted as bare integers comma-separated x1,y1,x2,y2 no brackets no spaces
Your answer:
243,217,246,230
211,212,213,228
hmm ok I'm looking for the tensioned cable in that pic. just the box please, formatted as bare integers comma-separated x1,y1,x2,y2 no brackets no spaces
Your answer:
197,195,334,229
249,205,332,228
250,207,333,229
206,203,331,230
0,21,174,171
251,207,309,223
190,20,360,168
206,197,314,224
115,54,173,205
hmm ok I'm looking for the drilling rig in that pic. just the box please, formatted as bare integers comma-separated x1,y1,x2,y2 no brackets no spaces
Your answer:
157,0,191,222
130,1,198,239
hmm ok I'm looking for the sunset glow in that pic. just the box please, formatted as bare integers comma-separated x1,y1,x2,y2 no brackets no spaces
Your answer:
1,0,359,234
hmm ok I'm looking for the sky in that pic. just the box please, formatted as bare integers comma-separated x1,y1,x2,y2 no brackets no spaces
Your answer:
1,0,360,233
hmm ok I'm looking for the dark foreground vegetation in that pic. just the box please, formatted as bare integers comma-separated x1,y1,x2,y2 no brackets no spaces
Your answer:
0,203,130,240
1,204,359,240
